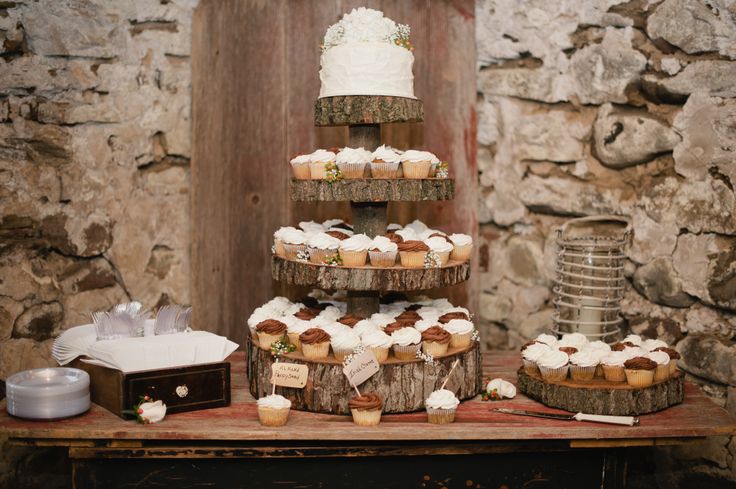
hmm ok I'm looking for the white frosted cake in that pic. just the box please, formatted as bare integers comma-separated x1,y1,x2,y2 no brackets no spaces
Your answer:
319,8,416,99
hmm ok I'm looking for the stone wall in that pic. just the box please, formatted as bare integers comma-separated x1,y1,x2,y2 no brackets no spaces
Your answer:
475,0,736,485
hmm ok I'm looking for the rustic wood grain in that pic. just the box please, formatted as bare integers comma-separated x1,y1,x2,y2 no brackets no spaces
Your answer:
315,96,424,126
518,369,685,416
290,178,455,202
271,255,470,291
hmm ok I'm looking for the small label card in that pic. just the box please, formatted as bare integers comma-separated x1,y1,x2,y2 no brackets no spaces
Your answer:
271,362,308,389
342,349,380,387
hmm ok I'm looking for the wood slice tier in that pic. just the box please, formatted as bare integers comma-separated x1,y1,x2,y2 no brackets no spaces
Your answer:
272,255,470,291
290,178,455,202
314,95,424,126
517,369,685,416
248,335,482,415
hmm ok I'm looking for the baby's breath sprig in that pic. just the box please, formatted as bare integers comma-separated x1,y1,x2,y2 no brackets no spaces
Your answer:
296,249,310,262
325,163,344,183
435,161,449,178
472,329,480,343
270,334,296,358
270,244,276,255
342,345,366,367
390,23,413,51
415,348,436,365
323,254,343,267
424,251,441,269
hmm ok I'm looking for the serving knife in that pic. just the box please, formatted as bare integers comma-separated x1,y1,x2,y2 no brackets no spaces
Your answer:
491,408,639,426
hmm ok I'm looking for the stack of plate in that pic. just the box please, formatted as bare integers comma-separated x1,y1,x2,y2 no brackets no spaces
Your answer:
6,368,90,420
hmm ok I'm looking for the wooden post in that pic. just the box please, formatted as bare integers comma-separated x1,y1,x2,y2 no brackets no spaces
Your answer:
348,124,381,151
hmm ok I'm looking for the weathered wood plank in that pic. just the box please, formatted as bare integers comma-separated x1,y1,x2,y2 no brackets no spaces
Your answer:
271,255,470,291
315,96,424,126
290,178,455,202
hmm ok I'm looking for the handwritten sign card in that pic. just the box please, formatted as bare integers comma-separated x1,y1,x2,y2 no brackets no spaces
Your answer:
342,349,380,387
271,362,308,389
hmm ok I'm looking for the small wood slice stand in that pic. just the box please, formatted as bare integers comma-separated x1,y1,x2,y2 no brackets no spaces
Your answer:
518,369,685,416
248,95,483,414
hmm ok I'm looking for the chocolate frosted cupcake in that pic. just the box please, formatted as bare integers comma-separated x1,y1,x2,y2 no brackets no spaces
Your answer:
294,307,319,320
623,356,657,388
256,319,287,350
654,347,680,375
337,314,364,327
398,240,429,269
326,230,350,240
421,326,452,357
395,310,421,322
558,346,578,355
425,388,460,424
438,311,469,323
348,392,383,426
384,321,410,335
299,328,331,359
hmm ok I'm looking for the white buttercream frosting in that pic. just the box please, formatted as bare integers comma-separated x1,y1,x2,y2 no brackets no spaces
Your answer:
370,236,398,253
623,334,643,346
386,223,403,231
442,319,474,335
391,327,421,346
299,220,325,233
646,351,670,365
310,149,336,163
405,219,428,234
449,233,473,246
372,145,402,163
537,349,569,369
414,319,438,333
361,328,393,348
425,389,459,410
336,147,372,165
367,314,394,328
247,307,275,329
318,306,343,321
522,342,550,362
424,236,453,253
642,339,668,351
291,154,311,165
331,329,361,351
602,351,629,367
354,319,382,336
401,150,436,163
558,333,589,349
257,394,291,409
570,350,599,367
395,228,418,241
535,333,558,347
339,233,373,252
486,378,516,399
280,228,308,245
586,341,612,353
307,232,341,250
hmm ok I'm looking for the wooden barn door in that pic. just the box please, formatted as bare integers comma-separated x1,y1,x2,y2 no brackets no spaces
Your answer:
192,0,477,344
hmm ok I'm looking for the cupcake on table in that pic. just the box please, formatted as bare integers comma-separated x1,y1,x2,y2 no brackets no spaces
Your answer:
390,326,422,360
646,350,671,382
280,228,309,259
448,233,473,262
569,349,598,382
290,154,311,180
257,394,291,427
425,388,459,424
623,356,658,388
349,392,383,426
336,147,372,179
397,240,429,268
442,319,474,348
309,149,336,179
338,233,373,266
368,235,398,267
522,341,551,375
537,348,569,382
299,328,331,359
400,150,437,179
360,328,393,362
424,235,453,265
421,326,451,356
601,350,629,382
654,347,680,375
331,328,361,361
371,145,402,178
255,319,288,350
306,232,341,265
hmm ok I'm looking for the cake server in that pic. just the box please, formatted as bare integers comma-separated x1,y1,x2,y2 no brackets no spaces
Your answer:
491,408,639,426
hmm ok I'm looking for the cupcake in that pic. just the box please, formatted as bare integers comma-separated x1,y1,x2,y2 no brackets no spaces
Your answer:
395,309,421,324
654,347,680,375
384,321,409,335
309,149,336,179
354,319,382,337
257,394,291,427
400,150,434,179
448,233,473,262
569,350,598,382
424,236,454,266
646,351,671,382
360,328,393,362
299,328,331,359
641,338,668,352
283,317,311,352
537,349,569,382
273,226,298,257
601,351,628,382
280,228,309,260
442,319,474,348
390,327,422,360
348,392,383,426
623,334,643,346
558,332,589,350
395,227,418,242
534,333,558,347
256,319,288,351
368,236,399,267
425,388,460,424
370,145,402,178
339,233,373,266
290,154,311,180
421,326,452,356
336,147,372,179
522,342,551,375
306,232,341,265
438,311,469,323
330,329,361,361
337,314,364,327
398,240,430,268
582,342,611,378
247,306,275,337
623,356,657,388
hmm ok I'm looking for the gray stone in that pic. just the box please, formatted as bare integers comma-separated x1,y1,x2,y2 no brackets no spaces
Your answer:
0,297,23,341
518,308,555,340
647,0,736,59
644,61,736,102
13,302,64,341
628,208,678,265
629,316,684,346
593,104,680,167
505,236,547,286
518,175,624,216
479,293,513,322
672,233,736,311
677,334,736,385
478,67,572,104
685,305,736,338
514,108,592,162
633,257,695,308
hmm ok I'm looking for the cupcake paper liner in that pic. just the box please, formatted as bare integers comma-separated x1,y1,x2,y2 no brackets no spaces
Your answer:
426,407,456,424
368,346,389,362
594,365,605,378
435,251,451,266
654,363,669,382
290,162,311,180
302,341,330,359
569,365,596,382
399,251,428,269
450,244,473,262
339,249,368,267
602,364,626,382
624,368,655,388
257,406,290,427
308,247,338,265
522,359,540,376
274,239,286,258
668,361,678,375
369,250,398,267
369,161,400,178
336,161,367,179
287,332,302,352
309,161,329,179
422,340,449,357
332,347,354,362
283,243,307,260
539,365,569,382
449,331,472,349
257,332,284,351
402,160,431,179
392,343,421,361
350,408,382,426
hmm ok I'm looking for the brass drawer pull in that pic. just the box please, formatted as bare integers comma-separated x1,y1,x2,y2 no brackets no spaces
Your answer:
176,384,189,398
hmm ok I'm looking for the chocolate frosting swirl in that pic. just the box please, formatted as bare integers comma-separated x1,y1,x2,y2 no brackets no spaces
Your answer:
337,314,363,327
654,347,681,359
558,346,578,355
405,304,422,311
438,311,469,323
396,310,421,321
611,343,627,351
348,392,383,411
622,341,637,348
332,222,353,231
624,356,657,370
421,326,451,344
299,327,331,345
384,321,410,335
397,240,430,252
429,232,452,243
326,230,350,240
256,319,287,335
294,307,319,320
386,232,403,244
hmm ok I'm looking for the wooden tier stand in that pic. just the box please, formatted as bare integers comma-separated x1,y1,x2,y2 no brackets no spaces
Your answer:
248,335,482,415
518,369,685,416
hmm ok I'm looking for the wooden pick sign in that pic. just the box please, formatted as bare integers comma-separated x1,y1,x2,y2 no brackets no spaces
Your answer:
271,362,308,389
342,349,380,387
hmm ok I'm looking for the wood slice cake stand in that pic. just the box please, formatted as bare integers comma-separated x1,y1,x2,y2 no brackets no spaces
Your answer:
517,369,685,416
291,178,455,202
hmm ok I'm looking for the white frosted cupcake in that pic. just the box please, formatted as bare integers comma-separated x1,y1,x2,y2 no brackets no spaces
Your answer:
280,228,309,259
290,154,311,180
390,327,422,360
534,333,558,347
569,350,598,382
395,227,418,241
331,329,361,361
582,342,611,377
448,233,473,262
369,236,398,267
339,233,373,266
623,334,643,346
601,351,628,382
361,328,393,362
336,147,372,179
442,319,474,348
558,333,589,350
425,388,460,424
306,232,341,265
642,338,668,352
273,226,299,258
424,236,454,266
371,145,402,178
646,350,671,382
537,349,569,382
400,150,435,179
257,394,291,426
309,149,336,179
354,318,382,337
522,342,551,375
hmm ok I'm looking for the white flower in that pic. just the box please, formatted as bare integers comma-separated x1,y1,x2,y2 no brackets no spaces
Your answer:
138,400,167,424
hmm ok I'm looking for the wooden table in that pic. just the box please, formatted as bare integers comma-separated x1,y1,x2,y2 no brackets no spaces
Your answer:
2,351,734,489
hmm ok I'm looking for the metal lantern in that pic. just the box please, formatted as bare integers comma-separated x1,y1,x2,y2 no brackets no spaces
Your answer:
552,215,631,343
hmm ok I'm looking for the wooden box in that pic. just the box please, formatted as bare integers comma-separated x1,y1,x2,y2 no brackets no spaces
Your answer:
71,360,230,419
